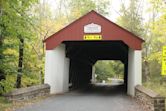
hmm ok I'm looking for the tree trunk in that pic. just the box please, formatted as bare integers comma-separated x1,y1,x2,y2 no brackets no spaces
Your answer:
0,0,5,81
16,38,24,88
0,37,5,81
143,60,150,82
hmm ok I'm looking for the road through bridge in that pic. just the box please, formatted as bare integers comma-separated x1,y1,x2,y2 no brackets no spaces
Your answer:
17,84,143,111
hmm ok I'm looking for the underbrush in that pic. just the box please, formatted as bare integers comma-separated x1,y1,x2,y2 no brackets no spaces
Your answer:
0,96,12,111
143,80,166,97
0,73,41,95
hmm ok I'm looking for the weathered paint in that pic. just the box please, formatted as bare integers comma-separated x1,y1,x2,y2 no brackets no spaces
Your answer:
127,49,142,96
44,44,69,94
44,10,144,50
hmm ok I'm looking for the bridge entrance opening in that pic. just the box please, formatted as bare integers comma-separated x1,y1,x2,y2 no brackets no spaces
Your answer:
93,60,124,85
44,11,143,96
65,41,128,91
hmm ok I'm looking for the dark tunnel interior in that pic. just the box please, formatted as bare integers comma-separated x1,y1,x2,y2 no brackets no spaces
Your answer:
64,41,129,91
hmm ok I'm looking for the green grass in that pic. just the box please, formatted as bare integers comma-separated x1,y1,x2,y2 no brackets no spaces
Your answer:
0,73,42,111
0,96,12,111
143,81,166,111
143,82,166,97
0,95,49,111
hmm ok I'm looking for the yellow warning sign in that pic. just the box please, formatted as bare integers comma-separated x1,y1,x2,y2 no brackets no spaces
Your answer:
83,35,102,40
162,46,166,75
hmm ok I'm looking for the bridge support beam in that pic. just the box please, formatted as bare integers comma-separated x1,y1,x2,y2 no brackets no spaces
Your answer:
91,66,96,83
127,48,142,96
44,44,69,94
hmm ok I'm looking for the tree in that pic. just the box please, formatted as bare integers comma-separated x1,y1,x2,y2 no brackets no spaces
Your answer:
0,0,5,81
0,0,39,88
54,0,110,28
145,0,166,80
117,0,152,81
117,0,144,36
94,61,124,82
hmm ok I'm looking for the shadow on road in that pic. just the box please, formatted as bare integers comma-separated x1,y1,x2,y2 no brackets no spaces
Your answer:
73,83,126,96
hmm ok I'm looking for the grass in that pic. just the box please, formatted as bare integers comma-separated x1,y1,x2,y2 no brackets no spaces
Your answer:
143,81,166,111
143,81,166,97
0,96,12,111
0,95,49,111
0,73,44,111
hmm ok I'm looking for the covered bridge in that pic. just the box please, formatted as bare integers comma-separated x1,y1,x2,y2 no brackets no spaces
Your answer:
44,10,144,96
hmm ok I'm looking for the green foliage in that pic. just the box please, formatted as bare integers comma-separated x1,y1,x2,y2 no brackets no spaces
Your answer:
0,0,43,91
117,0,166,85
21,73,41,87
56,0,110,28
0,96,12,111
143,0,166,80
0,75,16,94
0,0,110,92
144,81,166,97
0,72,41,94
94,60,124,82
117,0,144,37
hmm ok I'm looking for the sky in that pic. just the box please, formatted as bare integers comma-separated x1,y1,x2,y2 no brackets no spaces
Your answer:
48,0,122,21
47,0,121,21
46,0,149,23
109,0,126,21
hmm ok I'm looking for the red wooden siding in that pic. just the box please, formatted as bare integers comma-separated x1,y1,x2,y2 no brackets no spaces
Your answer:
44,10,144,50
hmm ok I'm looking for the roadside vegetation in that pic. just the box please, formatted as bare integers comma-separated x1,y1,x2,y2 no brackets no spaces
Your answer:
94,60,124,83
0,0,166,110
116,0,166,98
0,97,12,111
0,95,49,111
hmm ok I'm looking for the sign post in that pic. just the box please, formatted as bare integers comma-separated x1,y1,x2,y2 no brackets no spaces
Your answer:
162,46,166,76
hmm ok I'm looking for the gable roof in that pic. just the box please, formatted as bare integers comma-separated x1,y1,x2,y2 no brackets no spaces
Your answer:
44,10,144,50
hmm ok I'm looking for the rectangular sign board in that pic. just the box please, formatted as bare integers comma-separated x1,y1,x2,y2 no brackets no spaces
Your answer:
83,35,102,40
162,46,166,75
84,23,101,33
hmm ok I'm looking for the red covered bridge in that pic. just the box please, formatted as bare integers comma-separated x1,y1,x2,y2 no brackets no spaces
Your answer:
44,10,144,96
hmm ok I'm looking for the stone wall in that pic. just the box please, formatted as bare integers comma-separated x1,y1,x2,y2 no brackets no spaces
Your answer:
4,84,50,101
135,85,165,111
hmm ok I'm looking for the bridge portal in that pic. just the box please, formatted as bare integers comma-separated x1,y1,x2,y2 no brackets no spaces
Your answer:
44,10,144,96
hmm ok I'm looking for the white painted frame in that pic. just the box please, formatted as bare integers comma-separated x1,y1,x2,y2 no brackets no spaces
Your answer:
44,44,70,94
127,48,142,96
44,44,142,96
